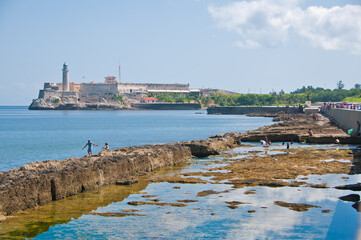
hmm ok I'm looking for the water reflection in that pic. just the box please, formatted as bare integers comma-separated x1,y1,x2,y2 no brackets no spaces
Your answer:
1,144,361,239
0,180,149,239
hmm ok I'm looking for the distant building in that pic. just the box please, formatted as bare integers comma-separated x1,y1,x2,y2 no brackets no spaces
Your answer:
142,97,158,103
35,63,195,103
105,76,117,84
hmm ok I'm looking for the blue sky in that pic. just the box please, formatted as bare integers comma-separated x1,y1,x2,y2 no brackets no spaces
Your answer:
0,0,361,105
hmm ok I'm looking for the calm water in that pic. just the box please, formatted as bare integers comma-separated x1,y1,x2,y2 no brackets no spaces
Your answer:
1,107,360,239
0,106,273,171
1,145,360,239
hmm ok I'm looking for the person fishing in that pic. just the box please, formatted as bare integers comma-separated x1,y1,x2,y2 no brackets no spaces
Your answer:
82,140,98,156
102,142,109,151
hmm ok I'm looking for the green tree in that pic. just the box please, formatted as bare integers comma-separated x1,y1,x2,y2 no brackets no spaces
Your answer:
337,80,345,90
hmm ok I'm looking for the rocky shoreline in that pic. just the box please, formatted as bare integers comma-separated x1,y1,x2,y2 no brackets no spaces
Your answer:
1,112,359,220
28,100,126,110
0,136,240,218
240,113,361,144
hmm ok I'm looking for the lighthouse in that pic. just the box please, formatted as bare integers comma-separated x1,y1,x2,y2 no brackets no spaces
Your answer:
62,62,69,92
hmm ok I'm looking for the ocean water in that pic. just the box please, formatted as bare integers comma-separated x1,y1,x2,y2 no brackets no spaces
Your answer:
0,106,273,171
1,107,360,239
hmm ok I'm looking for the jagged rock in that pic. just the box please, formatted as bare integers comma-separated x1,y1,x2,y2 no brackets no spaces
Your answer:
352,202,361,212
274,201,321,212
183,136,239,158
339,194,360,202
335,183,361,191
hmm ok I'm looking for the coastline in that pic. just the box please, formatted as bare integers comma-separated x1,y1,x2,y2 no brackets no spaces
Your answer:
0,112,359,219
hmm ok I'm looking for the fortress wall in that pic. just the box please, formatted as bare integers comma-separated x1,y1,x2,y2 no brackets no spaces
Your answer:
322,108,361,131
119,83,147,93
81,83,118,96
146,83,189,91
207,106,302,115
38,90,79,100
39,90,63,99
118,83,190,93
62,91,80,98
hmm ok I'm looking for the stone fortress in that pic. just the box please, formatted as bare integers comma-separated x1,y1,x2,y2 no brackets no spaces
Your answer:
30,63,193,110
29,63,236,110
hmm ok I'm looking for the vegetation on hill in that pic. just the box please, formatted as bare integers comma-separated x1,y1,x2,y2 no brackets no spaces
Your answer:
145,81,361,107
146,92,200,103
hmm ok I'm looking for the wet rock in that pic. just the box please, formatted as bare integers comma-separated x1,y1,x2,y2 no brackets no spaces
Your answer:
306,183,328,188
248,210,256,213
225,201,248,209
335,183,361,191
339,194,360,202
141,195,157,198
274,201,321,212
127,201,186,207
196,190,220,197
244,190,256,195
352,202,361,212
116,177,138,185
89,212,145,217
122,209,139,212
229,179,303,188
183,135,239,158
177,200,198,203
152,175,208,184
322,209,332,213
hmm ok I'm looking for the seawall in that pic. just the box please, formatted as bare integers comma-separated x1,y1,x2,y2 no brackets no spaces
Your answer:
322,108,361,132
131,103,201,110
207,106,303,115
0,135,241,217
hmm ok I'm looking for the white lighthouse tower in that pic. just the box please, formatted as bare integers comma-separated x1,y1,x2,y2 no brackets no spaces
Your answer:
62,62,69,92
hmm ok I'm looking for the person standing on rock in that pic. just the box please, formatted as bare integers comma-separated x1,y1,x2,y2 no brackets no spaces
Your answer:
82,140,98,156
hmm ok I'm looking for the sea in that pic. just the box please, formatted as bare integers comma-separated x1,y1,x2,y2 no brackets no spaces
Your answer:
0,106,360,240
0,106,272,172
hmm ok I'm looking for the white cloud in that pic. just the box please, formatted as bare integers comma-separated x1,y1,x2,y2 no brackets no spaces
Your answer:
208,0,361,54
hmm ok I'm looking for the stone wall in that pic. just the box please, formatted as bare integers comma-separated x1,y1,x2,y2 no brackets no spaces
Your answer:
38,90,79,100
38,90,62,99
81,83,118,96
119,83,190,93
207,106,303,115
322,108,361,131
119,83,147,93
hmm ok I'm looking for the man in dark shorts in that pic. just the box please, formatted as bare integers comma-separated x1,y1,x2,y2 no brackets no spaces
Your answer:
82,140,98,156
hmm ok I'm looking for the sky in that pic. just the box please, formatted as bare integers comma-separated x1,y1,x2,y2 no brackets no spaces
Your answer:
0,0,361,105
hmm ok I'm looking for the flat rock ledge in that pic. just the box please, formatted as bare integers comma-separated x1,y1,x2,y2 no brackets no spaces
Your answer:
0,136,242,218
0,144,190,218
240,113,361,144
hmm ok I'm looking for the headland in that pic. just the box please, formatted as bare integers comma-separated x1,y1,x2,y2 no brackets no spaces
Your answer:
29,63,236,110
